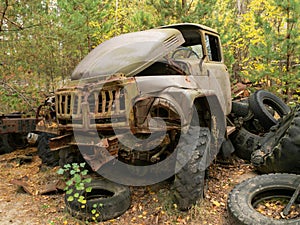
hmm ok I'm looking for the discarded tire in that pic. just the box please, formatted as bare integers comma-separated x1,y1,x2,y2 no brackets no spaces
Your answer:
7,133,28,149
0,134,13,154
65,179,131,222
227,173,300,225
249,90,290,130
173,127,210,210
0,133,27,154
231,101,250,117
230,127,261,160
251,105,300,174
37,133,59,166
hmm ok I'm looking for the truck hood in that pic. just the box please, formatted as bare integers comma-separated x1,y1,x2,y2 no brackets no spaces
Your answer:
71,28,185,80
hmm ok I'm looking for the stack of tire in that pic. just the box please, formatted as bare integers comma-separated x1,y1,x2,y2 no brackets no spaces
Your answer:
228,90,300,224
251,104,300,174
230,90,291,161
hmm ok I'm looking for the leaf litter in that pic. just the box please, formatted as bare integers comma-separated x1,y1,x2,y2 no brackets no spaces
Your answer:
0,148,259,225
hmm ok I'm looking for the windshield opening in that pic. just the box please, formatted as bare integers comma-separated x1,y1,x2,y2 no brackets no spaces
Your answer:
135,57,191,76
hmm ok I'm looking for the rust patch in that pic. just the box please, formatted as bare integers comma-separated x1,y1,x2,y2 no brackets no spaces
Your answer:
0,118,36,134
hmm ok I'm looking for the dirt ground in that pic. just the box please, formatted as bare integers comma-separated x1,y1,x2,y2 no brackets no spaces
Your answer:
0,147,257,225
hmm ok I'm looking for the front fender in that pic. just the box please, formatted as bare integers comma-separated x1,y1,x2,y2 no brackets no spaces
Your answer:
134,87,225,131
160,87,226,156
133,87,226,160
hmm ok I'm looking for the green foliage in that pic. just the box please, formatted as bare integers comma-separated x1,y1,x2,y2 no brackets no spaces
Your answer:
1,0,299,112
57,162,91,202
57,162,103,222
211,0,300,103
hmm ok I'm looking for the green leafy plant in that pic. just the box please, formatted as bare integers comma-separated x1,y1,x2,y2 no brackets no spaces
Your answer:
91,203,103,222
57,163,103,222
57,163,92,205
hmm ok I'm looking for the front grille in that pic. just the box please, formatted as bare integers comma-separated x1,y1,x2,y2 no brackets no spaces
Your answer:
90,88,126,116
56,92,82,118
56,87,127,126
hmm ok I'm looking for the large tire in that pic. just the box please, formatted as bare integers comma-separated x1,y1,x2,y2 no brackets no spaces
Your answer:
37,133,59,166
230,128,261,160
231,101,250,117
251,105,300,174
227,173,300,225
65,179,131,222
0,133,27,154
7,133,28,149
173,127,210,210
249,90,290,130
0,134,13,154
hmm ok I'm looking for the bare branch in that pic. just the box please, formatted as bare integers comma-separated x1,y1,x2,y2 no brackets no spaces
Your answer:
1,22,44,32
0,80,35,112
3,15,24,30
0,0,9,32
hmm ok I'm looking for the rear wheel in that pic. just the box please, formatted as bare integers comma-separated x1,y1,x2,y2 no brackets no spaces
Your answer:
7,133,28,149
0,134,13,154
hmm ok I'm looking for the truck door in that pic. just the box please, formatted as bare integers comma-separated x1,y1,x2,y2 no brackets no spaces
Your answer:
203,32,232,115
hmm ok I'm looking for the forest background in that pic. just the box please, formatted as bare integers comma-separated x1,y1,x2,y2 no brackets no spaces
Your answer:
0,0,299,113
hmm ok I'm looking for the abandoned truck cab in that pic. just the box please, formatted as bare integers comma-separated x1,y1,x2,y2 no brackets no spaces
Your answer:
51,23,232,210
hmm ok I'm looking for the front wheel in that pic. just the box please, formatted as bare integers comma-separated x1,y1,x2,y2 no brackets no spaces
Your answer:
173,127,210,210
59,147,83,168
227,173,300,225
37,133,59,166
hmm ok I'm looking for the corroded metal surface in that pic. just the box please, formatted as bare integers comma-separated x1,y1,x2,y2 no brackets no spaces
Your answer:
0,117,36,134
52,23,231,171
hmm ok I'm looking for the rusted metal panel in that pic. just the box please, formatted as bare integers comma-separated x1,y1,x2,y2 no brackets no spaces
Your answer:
55,74,136,132
48,133,73,151
0,117,36,134
75,136,119,171
10,178,65,195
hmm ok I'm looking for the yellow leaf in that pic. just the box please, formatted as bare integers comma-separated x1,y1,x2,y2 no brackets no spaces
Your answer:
212,200,221,207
